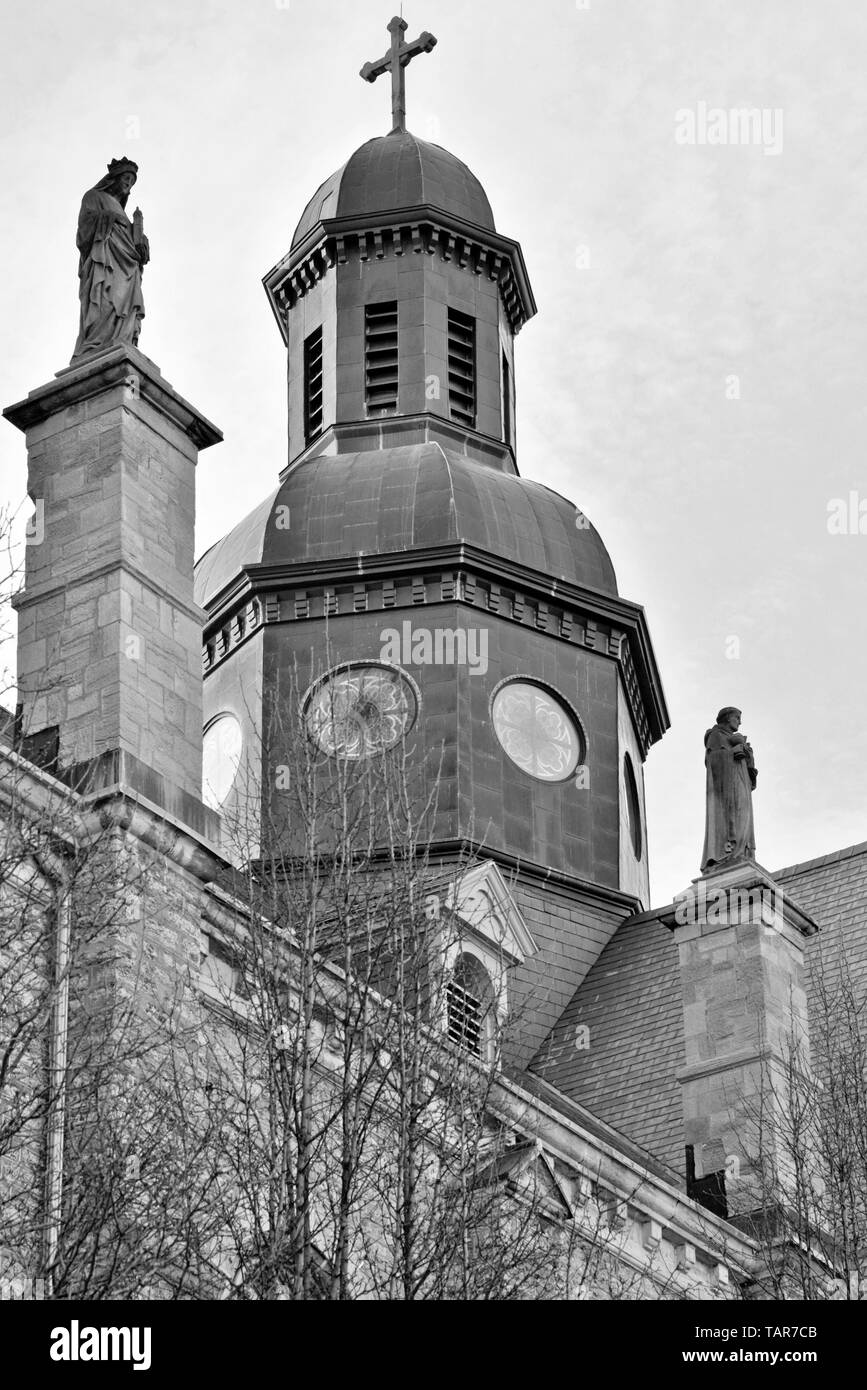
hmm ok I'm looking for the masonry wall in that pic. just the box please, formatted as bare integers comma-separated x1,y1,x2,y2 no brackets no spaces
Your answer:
11,354,213,803
259,604,625,887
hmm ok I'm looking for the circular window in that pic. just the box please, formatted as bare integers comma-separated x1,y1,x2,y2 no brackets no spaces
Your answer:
491,681,583,782
202,713,243,809
304,664,418,760
624,752,643,860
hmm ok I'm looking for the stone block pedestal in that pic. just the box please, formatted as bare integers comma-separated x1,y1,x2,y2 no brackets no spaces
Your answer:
666,860,818,1217
4,346,222,811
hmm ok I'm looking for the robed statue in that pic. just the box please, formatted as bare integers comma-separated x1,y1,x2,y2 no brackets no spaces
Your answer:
71,157,149,364
700,706,757,872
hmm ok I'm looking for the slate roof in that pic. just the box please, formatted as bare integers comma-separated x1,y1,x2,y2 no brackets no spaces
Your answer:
776,840,867,1041
531,841,867,1182
195,489,278,609
194,443,618,610
530,908,686,1178
292,131,496,247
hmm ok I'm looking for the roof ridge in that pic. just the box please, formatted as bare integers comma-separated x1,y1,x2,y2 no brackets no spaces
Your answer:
774,838,867,879
432,440,459,541
410,127,425,206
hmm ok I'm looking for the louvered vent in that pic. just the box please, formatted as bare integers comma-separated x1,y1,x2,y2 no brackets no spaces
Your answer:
304,326,323,442
364,301,399,413
447,976,483,1056
502,350,512,446
448,308,476,428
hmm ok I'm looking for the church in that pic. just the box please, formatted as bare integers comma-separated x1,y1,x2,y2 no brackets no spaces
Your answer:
1,16,865,1301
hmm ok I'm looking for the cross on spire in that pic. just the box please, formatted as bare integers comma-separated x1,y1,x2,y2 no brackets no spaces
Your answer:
360,16,437,135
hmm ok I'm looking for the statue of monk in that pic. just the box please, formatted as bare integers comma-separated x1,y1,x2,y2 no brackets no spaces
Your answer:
700,706,757,873
71,157,149,365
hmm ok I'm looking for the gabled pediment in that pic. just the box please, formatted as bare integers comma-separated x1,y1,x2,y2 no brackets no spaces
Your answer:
443,860,537,967
474,1141,574,1219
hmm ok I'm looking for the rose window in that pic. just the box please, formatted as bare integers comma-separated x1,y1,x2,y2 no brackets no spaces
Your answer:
305,665,417,759
491,682,583,782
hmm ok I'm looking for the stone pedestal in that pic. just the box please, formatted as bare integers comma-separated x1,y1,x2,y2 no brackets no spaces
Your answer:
4,347,221,812
666,860,818,1217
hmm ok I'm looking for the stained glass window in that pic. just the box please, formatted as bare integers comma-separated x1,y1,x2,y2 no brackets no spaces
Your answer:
491,681,582,782
305,665,417,759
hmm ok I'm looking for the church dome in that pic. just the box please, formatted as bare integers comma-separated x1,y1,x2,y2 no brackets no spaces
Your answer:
195,445,617,609
291,131,496,248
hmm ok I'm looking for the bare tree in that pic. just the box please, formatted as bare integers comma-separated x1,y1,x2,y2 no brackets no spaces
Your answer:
190,660,687,1301
1,644,714,1301
0,751,233,1298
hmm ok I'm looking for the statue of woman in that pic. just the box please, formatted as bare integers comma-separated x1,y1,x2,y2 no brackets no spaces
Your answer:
71,157,149,364
701,707,757,872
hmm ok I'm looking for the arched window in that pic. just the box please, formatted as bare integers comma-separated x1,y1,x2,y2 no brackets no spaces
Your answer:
202,713,243,810
446,954,496,1060
623,751,643,860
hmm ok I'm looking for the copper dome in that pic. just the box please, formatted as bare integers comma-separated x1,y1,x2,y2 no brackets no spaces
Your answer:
195,444,617,608
291,131,496,248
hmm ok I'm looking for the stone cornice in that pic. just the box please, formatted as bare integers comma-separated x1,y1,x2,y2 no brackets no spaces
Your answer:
425,843,642,911
0,744,225,885
263,206,537,340
248,842,641,915
661,860,820,939
79,789,222,882
200,546,669,754
3,345,223,451
491,1071,760,1279
68,748,221,844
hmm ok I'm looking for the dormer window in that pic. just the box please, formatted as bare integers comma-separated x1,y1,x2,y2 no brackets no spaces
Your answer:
364,301,399,414
431,860,538,1063
447,308,476,428
304,326,324,442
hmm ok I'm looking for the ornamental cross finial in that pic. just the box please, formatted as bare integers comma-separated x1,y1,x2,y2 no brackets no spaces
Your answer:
360,16,437,134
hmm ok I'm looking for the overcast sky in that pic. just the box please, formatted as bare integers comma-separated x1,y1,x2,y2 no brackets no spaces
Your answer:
1,0,865,905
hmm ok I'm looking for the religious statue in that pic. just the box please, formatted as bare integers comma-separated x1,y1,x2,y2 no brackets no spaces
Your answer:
71,157,149,365
700,707,757,873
